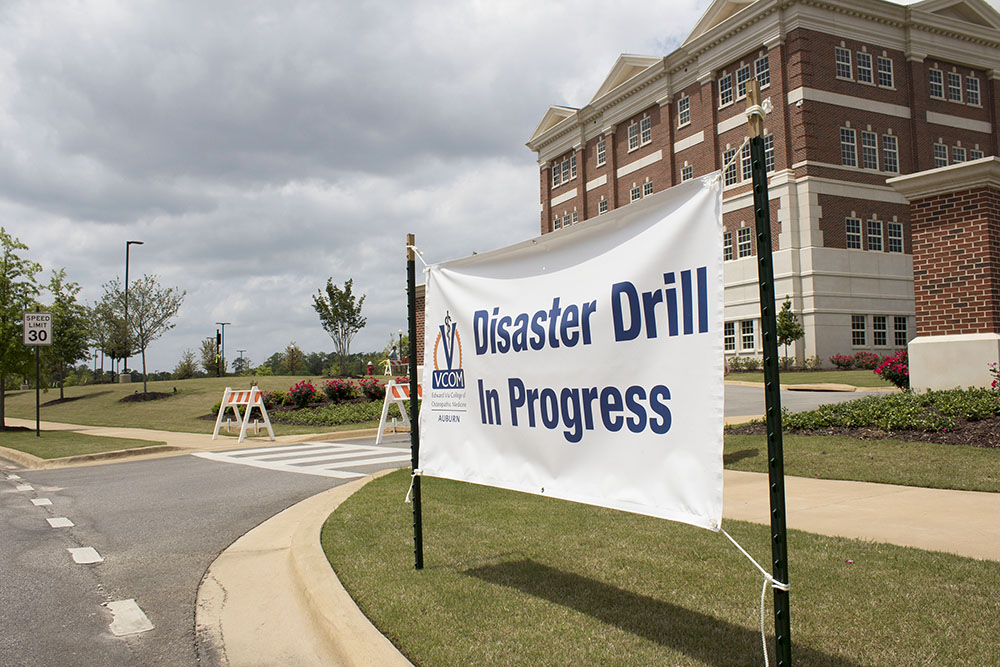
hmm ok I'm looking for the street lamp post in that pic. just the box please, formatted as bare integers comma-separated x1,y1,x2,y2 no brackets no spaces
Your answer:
216,322,231,376
237,349,246,374
124,240,144,378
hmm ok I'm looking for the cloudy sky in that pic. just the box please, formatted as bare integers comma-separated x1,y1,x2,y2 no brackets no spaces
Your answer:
1,0,990,373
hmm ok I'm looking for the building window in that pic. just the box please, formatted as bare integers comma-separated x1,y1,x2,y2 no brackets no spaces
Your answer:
719,73,733,107
681,164,693,181
596,138,606,167
572,211,579,225
628,123,640,151
861,131,878,170
723,148,738,186
736,64,752,99
894,316,908,347
678,96,690,127
563,214,571,228
570,155,577,179
737,227,752,258
971,149,985,160
841,127,857,167
883,134,899,173
562,159,570,183
877,56,893,88
741,320,755,350
553,215,561,230
852,315,866,346
933,143,948,168
947,72,963,102
873,315,887,347
755,55,770,88
643,180,653,197
640,116,652,146
723,231,733,261
846,217,862,249
835,47,852,79
953,146,966,163
630,184,641,202
929,69,944,99
888,222,903,253
967,76,981,106
724,322,736,351
741,142,752,182
552,165,561,188
764,134,775,173
867,219,883,252
856,52,873,84
598,198,608,215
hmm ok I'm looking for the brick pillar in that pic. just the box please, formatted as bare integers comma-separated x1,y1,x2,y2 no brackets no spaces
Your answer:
888,157,1000,390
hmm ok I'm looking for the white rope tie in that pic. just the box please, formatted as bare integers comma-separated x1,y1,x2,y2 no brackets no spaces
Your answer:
721,528,789,667
714,136,751,185
406,244,428,267
745,97,773,124
404,468,423,503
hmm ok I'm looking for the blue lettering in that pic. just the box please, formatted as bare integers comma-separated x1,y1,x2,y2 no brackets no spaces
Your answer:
612,282,641,342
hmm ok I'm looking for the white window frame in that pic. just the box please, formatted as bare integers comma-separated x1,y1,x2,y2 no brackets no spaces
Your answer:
841,127,857,167
596,138,606,167
835,47,853,80
929,69,945,99
723,148,738,186
755,55,770,88
867,219,883,252
873,315,888,347
764,134,775,172
562,213,571,229
553,215,561,230
851,315,866,347
724,322,736,351
681,164,693,182
741,142,752,182
966,76,981,106
970,149,985,160
888,222,903,253
933,143,949,168
894,316,908,347
846,217,862,249
723,231,733,261
630,184,641,202
628,123,640,151
598,198,608,215
861,131,878,170
639,116,652,146
736,64,752,100
947,71,963,102
737,227,752,258
562,158,571,183
882,134,898,173
643,180,653,197
719,73,734,107
570,154,577,179
572,211,579,225
552,164,561,188
877,56,894,88
677,96,690,127
856,52,873,84
740,320,755,351
953,146,966,164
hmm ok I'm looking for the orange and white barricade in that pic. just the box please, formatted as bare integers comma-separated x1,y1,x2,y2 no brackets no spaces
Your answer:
376,380,422,444
212,386,275,443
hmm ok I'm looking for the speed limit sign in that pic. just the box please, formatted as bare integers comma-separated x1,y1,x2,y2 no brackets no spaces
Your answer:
23,312,53,346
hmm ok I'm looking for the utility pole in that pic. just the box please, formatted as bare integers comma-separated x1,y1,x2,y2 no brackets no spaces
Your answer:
123,240,143,377
216,322,230,376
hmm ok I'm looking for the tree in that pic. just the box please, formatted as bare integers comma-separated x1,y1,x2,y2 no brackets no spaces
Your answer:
92,294,134,379
174,349,198,380
0,228,41,429
231,355,252,376
312,278,366,373
43,269,92,399
283,341,307,375
102,275,185,394
200,338,221,376
776,297,805,359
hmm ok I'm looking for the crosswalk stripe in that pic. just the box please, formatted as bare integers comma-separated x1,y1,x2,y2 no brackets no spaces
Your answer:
194,441,411,478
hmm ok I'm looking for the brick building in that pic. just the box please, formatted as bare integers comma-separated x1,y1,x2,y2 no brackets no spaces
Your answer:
525,0,1000,364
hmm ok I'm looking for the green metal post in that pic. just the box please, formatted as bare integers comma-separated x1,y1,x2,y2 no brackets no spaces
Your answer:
747,80,792,665
407,233,424,570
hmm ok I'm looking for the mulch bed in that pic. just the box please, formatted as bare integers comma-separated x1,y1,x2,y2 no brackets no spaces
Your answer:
0,425,32,433
117,392,172,404
727,417,1000,449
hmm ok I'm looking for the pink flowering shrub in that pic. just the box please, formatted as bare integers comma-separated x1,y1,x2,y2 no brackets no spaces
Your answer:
874,350,909,390
288,380,319,408
358,376,386,400
323,378,356,402
261,390,286,409
829,354,853,370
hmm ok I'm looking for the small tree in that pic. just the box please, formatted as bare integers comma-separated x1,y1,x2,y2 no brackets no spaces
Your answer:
776,297,805,360
199,338,220,376
312,278,367,374
174,349,198,380
284,341,307,375
43,269,92,399
0,228,41,429
231,355,252,376
92,294,134,378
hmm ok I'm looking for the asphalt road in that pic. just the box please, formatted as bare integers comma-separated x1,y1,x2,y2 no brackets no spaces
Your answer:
0,386,859,666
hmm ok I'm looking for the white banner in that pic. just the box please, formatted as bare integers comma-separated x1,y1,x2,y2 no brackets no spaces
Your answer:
419,175,724,531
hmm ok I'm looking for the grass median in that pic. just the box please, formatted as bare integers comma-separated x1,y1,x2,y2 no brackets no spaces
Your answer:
323,470,1000,666
0,429,165,459
727,369,893,388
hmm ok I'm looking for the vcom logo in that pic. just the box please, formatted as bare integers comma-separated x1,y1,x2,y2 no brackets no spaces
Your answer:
432,311,465,390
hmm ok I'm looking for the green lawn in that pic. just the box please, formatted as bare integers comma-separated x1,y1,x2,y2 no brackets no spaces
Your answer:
2,375,388,435
725,433,1000,493
728,369,894,388
0,429,165,459
323,471,1000,666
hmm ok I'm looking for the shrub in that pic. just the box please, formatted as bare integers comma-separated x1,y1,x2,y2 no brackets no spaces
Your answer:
323,378,356,402
261,391,286,409
779,356,795,370
742,356,761,371
852,351,882,370
829,354,853,370
874,350,909,390
288,380,318,408
271,400,403,426
358,376,386,400
805,356,823,370
990,363,1000,391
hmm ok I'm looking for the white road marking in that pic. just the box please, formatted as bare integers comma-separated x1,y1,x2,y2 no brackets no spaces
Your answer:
16,484,33,491
47,517,74,528
7,474,22,480
105,599,154,636
31,498,53,506
195,442,412,478
68,547,104,564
